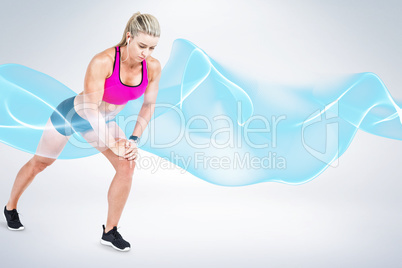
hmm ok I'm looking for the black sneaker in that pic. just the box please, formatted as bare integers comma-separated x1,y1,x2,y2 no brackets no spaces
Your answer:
3,206,25,231
100,225,130,252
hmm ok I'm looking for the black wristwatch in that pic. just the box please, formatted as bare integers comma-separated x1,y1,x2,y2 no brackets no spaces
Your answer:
129,135,140,145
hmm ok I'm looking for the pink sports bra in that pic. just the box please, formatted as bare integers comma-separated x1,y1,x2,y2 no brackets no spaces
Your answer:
102,46,148,105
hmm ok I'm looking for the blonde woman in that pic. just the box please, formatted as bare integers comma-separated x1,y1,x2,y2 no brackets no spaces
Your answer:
3,12,161,252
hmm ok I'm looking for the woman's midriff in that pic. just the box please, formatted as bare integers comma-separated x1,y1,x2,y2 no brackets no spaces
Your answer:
74,92,126,121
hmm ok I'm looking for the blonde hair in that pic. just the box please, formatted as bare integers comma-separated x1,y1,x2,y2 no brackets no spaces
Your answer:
116,12,161,47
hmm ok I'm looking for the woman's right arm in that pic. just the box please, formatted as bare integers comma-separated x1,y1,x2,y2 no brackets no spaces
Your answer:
81,54,121,153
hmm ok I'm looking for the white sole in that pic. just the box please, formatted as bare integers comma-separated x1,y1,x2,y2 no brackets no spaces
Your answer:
100,239,130,252
3,210,25,231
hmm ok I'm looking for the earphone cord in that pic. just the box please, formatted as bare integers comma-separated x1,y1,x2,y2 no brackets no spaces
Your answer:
121,40,130,63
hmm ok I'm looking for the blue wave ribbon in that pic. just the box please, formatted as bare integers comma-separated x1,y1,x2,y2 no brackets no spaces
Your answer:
1,38,401,186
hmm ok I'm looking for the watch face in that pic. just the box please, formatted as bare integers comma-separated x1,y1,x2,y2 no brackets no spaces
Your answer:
129,138,139,144
129,136,140,146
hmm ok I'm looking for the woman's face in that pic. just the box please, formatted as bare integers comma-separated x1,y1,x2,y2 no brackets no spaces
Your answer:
128,32,159,61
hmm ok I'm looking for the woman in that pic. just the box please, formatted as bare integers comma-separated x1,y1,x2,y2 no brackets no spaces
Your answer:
3,12,161,252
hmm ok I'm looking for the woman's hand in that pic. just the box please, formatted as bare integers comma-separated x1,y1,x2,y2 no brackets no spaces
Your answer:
124,139,138,161
109,139,138,160
109,140,128,158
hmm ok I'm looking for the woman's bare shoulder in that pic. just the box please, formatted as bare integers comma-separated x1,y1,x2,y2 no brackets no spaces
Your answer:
89,47,116,78
93,47,116,64
146,56,161,81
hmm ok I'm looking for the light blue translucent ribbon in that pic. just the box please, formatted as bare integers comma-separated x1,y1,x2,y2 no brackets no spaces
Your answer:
1,39,401,186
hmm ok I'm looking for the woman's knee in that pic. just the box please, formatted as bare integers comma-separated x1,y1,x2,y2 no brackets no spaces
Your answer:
116,159,136,178
30,155,56,173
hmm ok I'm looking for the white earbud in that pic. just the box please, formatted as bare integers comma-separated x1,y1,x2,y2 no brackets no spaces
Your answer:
127,37,130,44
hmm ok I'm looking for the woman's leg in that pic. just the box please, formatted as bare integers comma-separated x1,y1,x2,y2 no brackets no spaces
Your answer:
100,148,135,232
80,121,135,232
6,117,70,210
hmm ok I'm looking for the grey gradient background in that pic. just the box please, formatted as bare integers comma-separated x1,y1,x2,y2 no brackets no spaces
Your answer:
1,0,402,267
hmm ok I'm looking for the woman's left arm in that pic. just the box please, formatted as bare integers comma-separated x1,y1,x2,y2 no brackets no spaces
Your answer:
131,59,162,139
